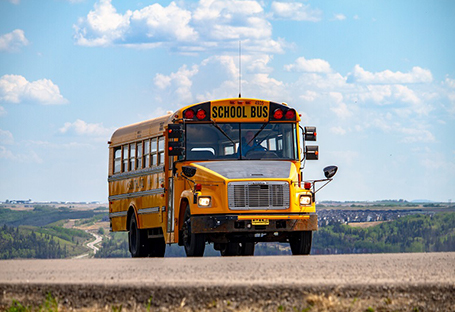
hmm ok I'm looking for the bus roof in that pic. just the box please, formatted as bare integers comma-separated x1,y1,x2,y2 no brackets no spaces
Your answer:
109,113,173,147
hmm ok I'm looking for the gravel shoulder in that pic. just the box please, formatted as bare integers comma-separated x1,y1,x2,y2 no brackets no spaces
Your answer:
1,252,454,311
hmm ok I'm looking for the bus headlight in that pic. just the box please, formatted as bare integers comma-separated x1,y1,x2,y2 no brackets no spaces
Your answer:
299,195,312,206
198,196,212,207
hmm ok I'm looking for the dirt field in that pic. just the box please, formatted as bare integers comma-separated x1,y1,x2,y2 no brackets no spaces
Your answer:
1,252,454,311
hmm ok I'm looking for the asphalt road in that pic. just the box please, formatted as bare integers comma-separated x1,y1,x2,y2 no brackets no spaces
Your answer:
1,252,454,311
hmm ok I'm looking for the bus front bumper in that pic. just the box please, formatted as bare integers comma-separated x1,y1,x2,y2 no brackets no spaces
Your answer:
190,213,318,234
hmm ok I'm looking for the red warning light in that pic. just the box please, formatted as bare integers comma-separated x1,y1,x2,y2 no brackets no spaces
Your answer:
273,109,284,119
285,110,295,119
184,109,195,119
196,109,206,120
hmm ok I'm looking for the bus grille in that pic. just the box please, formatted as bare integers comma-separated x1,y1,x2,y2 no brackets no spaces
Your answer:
228,182,289,210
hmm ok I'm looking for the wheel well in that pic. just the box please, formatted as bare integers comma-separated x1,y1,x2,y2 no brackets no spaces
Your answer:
126,206,136,231
178,198,189,230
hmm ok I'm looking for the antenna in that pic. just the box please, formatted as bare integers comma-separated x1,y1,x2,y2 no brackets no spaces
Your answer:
238,40,241,98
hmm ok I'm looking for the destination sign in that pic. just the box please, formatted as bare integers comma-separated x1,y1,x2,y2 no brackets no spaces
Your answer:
211,102,269,122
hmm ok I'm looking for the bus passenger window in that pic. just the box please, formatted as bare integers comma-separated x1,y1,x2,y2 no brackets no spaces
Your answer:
130,143,136,171
158,136,165,165
114,147,121,174
137,142,143,169
151,138,157,166
143,139,150,168
122,145,129,172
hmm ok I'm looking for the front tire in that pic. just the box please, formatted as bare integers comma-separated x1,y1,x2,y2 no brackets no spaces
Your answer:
182,203,205,257
289,231,312,255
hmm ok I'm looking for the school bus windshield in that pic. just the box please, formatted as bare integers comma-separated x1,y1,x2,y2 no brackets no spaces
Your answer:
185,122,298,160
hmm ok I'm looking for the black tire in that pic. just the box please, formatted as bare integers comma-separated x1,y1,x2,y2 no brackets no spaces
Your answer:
289,231,312,255
220,242,240,256
240,242,255,256
182,203,205,257
148,237,166,257
128,213,148,257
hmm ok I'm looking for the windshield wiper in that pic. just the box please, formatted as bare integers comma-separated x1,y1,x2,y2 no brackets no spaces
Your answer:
247,123,268,145
211,121,236,147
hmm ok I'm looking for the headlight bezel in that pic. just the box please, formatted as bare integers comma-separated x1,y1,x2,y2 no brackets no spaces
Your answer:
197,196,212,207
299,194,312,206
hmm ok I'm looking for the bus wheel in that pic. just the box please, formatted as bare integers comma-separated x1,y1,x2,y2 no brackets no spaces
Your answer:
182,204,205,257
129,213,148,257
148,237,165,257
220,242,239,256
289,231,312,255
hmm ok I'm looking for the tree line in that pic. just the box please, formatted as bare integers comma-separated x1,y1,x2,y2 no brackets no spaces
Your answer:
0,225,68,259
312,212,455,254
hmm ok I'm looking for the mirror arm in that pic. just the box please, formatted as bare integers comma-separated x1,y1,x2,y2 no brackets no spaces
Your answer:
299,125,306,169
305,178,333,194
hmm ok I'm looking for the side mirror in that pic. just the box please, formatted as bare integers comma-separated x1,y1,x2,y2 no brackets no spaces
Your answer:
168,141,184,156
305,146,319,160
182,166,196,178
323,166,338,179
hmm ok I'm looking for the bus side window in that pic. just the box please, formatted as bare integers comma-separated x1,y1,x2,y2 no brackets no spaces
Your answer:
143,139,150,168
129,143,136,171
122,144,129,172
158,136,165,165
151,138,157,166
114,147,121,174
137,141,143,169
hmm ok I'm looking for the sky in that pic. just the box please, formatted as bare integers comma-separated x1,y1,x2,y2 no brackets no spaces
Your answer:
0,0,454,203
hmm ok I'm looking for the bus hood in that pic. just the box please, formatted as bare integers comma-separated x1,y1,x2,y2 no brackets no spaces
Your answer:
194,160,294,180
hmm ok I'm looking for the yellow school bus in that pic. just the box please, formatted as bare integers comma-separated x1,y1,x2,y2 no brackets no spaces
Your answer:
108,98,337,257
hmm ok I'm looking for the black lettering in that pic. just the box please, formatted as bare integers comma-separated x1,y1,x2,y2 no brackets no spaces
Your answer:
224,106,229,118
236,106,241,118
242,106,247,118
251,106,256,118
230,106,236,118
263,106,268,117
212,107,218,118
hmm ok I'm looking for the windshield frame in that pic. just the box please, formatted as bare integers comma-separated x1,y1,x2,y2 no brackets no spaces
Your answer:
183,122,298,161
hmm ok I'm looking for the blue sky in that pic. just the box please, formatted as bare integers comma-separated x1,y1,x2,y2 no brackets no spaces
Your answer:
0,0,454,203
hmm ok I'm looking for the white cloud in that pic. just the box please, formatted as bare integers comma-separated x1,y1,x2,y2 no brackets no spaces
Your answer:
0,129,14,145
350,65,433,84
0,106,6,116
0,146,42,163
330,126,347,135
329,92,352,118
285,56,332,73
400,126,435,143
5,0,20,4
59,119,113,138
270,1,322,22
0,29,29,52
73,0,131,47
154,64,199,104
333,14,346,21
299,90,318,102
0,74,68,105
131,2,197,42
74,0,286,53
